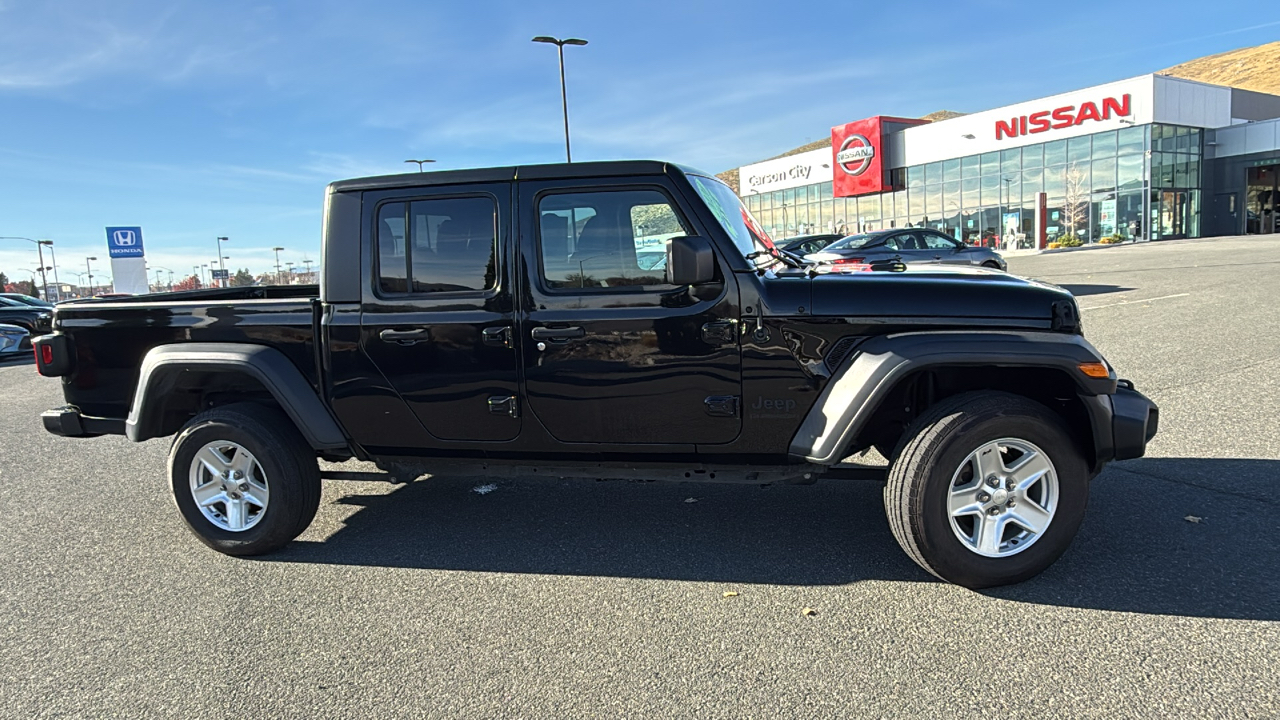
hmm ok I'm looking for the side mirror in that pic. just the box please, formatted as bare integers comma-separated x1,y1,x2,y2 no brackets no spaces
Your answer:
665,236,716,286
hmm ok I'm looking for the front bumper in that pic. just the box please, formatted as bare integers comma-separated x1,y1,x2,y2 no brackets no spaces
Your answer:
41,406,126,438
1110,380,1158,460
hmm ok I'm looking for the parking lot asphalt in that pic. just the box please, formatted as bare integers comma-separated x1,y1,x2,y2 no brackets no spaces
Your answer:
2,235,1277,718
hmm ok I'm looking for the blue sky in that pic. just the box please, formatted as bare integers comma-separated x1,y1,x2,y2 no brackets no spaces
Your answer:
1,0,1277,285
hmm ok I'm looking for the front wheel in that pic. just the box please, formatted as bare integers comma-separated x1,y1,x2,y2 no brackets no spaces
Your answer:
884,392,1088,588
168,403,321,556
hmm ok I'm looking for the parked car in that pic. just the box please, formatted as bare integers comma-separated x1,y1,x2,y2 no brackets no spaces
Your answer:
806,228,1007,271
0,296,53,335
34,160,1156,589
778,233,843,257
0,323,31,356
0,292,53,308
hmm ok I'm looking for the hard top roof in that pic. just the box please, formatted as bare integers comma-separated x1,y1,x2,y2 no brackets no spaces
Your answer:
327,160,713,193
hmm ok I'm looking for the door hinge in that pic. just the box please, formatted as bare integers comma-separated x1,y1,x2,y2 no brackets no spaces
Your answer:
700,319,739,345
704,395,740,418
488,395,519,418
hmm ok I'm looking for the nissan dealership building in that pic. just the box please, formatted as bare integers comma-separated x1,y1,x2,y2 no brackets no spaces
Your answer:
734,74,1280,247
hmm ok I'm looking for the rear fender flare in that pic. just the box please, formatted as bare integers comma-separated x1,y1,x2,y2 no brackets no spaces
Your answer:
125,343,349,451
788,331,1116,465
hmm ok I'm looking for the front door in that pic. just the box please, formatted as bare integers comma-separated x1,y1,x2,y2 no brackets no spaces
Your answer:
360,182,521,442
517,180,742,445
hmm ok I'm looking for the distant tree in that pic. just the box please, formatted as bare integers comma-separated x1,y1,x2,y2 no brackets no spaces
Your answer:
12,279,37,296
0,271,8,288
1062,167,1090,239
173,275,202,292
230,268,255,287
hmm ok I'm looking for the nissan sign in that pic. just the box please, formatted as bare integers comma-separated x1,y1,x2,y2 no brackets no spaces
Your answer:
836,134,876,176
831,118,888,197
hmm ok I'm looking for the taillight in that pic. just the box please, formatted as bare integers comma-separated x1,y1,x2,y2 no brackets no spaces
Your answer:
33,333,74,377
832,257,865,265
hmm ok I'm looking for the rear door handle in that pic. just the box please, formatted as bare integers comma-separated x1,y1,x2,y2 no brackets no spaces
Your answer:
530,326,585,341
379,328,430,345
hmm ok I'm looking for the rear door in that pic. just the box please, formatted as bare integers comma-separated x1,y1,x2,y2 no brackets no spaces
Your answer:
515,178,742,445
883,231,935,264
359,182,521,442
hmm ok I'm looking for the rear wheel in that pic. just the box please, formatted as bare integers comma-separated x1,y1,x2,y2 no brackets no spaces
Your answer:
884,392,1088,588
168,403,321,556
982,260,1002,269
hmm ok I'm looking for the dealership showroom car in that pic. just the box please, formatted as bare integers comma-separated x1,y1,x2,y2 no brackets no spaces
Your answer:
804,228,1007,270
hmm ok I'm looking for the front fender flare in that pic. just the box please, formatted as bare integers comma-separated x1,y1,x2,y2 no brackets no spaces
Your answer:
125,343,349,450
788,330,1115,465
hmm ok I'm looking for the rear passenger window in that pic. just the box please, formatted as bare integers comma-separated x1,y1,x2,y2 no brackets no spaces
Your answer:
377,197,497,294
537,189,688,290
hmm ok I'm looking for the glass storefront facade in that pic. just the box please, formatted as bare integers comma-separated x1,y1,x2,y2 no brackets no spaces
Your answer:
743,124,1203,245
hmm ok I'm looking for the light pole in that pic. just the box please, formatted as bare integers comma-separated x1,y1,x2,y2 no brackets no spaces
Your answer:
532,35,588,163
201,263,209,287
39,240,60,299
285,261,295,284
404,159,435,172
0,237,51,299
303,258,314,280
85,256,98,297
272,247,284,285
216,237,229,287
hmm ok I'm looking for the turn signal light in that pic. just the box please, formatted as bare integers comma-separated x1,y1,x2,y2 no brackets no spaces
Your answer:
1078,362,1110,378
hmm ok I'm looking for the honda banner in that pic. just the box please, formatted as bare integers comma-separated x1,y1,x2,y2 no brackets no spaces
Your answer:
105,226,149,294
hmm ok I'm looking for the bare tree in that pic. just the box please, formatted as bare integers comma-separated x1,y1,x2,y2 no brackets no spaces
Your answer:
1062,167,1089,240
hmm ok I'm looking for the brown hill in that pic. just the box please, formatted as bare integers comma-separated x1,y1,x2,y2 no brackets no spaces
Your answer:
1161,40,1280,95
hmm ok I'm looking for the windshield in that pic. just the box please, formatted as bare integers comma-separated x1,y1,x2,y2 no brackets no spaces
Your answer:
823,233,883,252
686,174,780,262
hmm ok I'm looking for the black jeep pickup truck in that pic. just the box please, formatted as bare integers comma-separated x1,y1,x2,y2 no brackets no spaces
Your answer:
34,161,1157,588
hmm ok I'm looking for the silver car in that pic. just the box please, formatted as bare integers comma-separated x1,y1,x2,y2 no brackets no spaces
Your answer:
0,323,30,357
805,228,1007,271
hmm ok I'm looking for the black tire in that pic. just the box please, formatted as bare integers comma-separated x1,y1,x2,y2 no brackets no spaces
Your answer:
982,261,1002,269
884,391,1088,588
168,403,321,556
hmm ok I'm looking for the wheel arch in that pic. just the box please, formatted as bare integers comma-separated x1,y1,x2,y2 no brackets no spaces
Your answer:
125,343,350,451
788,331,1116,468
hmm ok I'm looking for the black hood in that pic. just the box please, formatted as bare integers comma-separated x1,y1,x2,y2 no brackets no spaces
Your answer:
764,266,1075,322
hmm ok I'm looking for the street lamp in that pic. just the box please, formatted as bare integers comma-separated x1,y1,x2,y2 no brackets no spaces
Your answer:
85,256,98,297
216,237,229,286
38,240,60,299
404,159,435,172
272,247,284,285
0,236,51,299
532,35,588,163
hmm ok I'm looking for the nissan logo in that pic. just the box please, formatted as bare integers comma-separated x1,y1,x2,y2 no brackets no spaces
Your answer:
112,230,137,246
836,134,875,176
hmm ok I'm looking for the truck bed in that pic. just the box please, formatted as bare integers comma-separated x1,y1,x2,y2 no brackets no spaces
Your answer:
54,285,321,419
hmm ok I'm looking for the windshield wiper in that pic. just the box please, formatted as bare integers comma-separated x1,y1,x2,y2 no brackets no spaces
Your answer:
745,246,806,269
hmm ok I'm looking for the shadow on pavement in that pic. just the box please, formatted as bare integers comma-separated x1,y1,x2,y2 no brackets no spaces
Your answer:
0,354,35,367
1058,283,1134,297
267,457,1279,621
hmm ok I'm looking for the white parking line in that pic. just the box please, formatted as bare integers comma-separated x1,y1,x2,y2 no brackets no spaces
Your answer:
1080,292,1190,311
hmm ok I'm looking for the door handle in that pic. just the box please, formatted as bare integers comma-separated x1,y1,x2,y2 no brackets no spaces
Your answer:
379,328,430,345
530,326,585,341
482,325,513,348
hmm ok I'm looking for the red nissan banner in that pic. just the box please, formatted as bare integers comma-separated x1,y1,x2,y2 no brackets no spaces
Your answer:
832,117,886,197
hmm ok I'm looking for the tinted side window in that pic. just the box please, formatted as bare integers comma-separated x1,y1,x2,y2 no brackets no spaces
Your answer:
538,189,688,290
377,197,497,294
922,232,960,250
